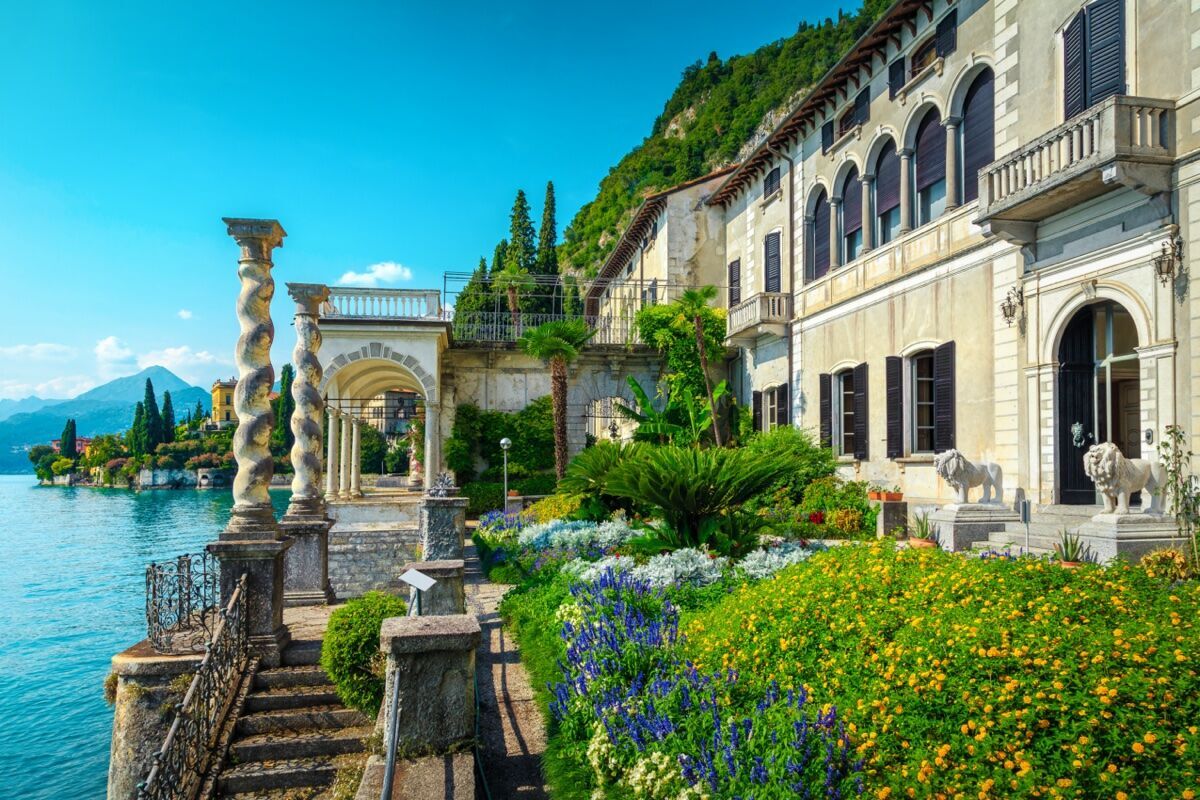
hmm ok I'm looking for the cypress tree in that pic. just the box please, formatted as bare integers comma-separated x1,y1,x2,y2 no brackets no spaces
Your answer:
60,418,77,461
504,190,536,312
489,239,508,274
129,402,146,457
161,391,176,444
143,379,163,451
563,275,583,319
533,181,559,314
453,258,491,338
488,239,509,313
272,364,295,454
194,399,206,425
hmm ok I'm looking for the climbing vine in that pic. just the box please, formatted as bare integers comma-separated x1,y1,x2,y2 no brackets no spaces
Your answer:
634,298,726,402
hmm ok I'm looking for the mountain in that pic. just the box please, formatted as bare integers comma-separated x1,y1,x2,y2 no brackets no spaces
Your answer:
559,0,892,276
0,396,65,422
0,366,210,474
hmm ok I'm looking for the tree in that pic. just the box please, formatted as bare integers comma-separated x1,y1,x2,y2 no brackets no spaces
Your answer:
453,258,492,339
493,261,533,336
533,181,559,314
59,418,77,462
359,423,387,475
161,391,176,444
504,189,537,313
143,379,163,450
677,286,723,446
193,399,206,425
519,319,596,479
27,444,54,473
129,401,147,457
272,364,295,455
562,275,583,319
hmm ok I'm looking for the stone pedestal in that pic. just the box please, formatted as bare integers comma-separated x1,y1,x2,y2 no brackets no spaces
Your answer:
208,537,292,667
1076,513,1186,563
420,497,468,560
929,504,1019,552
404,559,465,615
106,642,204,800
872,499,908,539
281,517,335,606
378,614,480,756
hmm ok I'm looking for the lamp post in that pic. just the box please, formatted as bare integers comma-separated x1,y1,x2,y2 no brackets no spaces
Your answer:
500,437,512,498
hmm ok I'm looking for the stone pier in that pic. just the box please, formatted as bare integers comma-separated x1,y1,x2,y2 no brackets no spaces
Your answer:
420,496,468,560
404,559,466,615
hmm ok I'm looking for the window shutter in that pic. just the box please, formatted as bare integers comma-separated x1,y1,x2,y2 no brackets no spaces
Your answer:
854,88,870,126
933,341,956,452
1086,0,1124,108
888,58,906,99
885,356,903,459
1063,10,1086,119
842,169,862,237
875,141,901,214
812,192,831,280
852,363,869,461
764,167,781,198
914,111,947,192
935,10,958,58
821,121,834,154
775,383,790,428
818,374,832,446
764,232,782,293
728,259,741,307
961,70,995,204
752,390,763,432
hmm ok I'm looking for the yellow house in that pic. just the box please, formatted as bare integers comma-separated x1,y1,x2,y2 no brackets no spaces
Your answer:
211,378,236,428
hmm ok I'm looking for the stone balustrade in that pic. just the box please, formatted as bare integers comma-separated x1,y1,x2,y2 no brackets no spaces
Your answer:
726,292,792,343
320,287,442,320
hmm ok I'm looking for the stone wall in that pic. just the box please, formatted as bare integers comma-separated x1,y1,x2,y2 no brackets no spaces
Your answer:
327,525,421,600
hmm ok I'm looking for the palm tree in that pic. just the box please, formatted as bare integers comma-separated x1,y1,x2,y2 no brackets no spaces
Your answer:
520,319,596,479
492,262,533,337
677,286,723,446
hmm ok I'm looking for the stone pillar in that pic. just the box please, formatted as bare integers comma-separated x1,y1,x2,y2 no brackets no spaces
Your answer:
403,559,465,615
828,197,842,269
944,116,961,211
378,615,480,754
899,148,913,234
208,217,291,668
423,402,440,491
860,173,875,253
421,496,468,560
339,411,352,499
325,407,340,499
350,418,363,498
282,282,335,607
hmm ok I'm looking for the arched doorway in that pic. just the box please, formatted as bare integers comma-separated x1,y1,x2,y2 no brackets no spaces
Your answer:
1057,301,1140,504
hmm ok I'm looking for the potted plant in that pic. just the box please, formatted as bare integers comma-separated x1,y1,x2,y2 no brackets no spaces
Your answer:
890,524,907,541
882,484,904,502
908,511,938,548
1054,529,1088,568
868,483,885,501
507,489,520,498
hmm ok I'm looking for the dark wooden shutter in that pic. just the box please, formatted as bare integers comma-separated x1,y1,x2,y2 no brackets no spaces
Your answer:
1086,0,1124,108
854,88,870,126
888,58,906,99
852,363,869,461
775,383,790,428
764,232,781,293
885,355,903,458
752,390,763,432
935,10,957,58
933,341,956,452
812,192,830,280
821,121,834,153
728,259,741,307
842,168,862,237
961,70,995,204
818,374,832,446
1063,10,1087,119
764,167,781,198
915,110,946,192
875,141,900,214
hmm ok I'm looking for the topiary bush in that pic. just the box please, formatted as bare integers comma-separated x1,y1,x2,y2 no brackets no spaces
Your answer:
320,591,407,716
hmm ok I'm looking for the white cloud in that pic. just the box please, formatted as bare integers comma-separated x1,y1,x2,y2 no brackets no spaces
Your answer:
137,346,231,385
0,375,97,400
177,309,193,320
0,343,77,361
94,336,137,379
336,261,413,288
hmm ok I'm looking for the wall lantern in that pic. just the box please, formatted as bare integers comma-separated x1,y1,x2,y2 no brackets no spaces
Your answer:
608,420,620,441
1152,235,1183,286
1000,286,1024,327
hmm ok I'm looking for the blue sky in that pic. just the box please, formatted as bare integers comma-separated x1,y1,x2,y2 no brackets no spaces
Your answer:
0,0,847,399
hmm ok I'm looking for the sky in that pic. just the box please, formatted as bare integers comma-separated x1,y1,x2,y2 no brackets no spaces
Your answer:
0,0,847,400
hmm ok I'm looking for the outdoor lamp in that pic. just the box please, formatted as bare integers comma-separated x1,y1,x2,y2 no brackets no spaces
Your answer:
608,420,619,441
999,286,1023,327
500,437,512,498
1153,235,1183,286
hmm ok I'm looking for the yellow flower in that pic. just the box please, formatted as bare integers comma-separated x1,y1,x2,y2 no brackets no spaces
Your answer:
1131,742,1145,754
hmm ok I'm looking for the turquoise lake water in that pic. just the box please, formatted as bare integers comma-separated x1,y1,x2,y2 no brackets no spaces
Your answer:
0,474,290,799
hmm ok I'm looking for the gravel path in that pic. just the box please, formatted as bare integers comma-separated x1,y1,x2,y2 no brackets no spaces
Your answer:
465,540,549,799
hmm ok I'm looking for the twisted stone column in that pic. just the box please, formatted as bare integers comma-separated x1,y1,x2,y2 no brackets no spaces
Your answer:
326,407,340,499
284,283,331,520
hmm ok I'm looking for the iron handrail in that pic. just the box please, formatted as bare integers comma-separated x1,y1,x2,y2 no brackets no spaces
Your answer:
380,661,403,800
145,551,220,653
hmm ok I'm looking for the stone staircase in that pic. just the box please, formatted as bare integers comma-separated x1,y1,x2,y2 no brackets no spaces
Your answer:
216,637,373,799
973,504,1104,556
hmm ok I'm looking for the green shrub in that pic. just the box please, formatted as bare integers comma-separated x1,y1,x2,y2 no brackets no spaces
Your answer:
320,591,407,716
558,441,642,520
461,481,505,517
515,474,556,496
742,426,837,501
799,474,877,536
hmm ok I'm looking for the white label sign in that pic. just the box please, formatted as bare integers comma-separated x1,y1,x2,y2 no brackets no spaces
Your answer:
399,569,436,592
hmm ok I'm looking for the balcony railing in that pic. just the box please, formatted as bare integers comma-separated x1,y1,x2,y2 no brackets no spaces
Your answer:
977,96,1174,233
321,288,442,320
451,312,640,346
726,292,792,343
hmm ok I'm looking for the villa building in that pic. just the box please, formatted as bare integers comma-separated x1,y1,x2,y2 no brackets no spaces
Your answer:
210,378,236,428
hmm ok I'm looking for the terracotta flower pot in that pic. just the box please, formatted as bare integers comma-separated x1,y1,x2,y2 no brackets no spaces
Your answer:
1059,561,1082,569
868,491,882,500
883,492,903,502
507,490,519,497
908,537,937,549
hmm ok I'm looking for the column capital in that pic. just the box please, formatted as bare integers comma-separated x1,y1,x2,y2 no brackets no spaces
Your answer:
898,147,914,159
829,196,843,207
223,217,286,261
943,115,963,128
861,172,876,184
286,282,330,315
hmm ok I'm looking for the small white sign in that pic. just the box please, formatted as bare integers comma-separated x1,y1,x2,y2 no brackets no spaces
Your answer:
399,569,436,592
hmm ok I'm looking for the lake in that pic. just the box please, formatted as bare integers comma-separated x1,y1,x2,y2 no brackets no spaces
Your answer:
0,475,290,799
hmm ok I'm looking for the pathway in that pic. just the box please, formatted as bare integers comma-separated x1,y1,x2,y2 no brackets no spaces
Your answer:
465,539,549,798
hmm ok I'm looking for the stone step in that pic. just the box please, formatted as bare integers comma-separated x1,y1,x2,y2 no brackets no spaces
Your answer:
230,725,373,762
283,640,323,666
217,757,342,795
236,705,370,737
254,665,330,691
244,684,341,713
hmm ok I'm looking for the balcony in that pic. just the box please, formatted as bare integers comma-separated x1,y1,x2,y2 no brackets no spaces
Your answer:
726,292,792,344
321,287,443,320
976,96,1175,244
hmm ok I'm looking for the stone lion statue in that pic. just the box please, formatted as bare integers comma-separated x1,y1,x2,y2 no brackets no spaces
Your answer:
1082,442,1166,515
934,449,1004,504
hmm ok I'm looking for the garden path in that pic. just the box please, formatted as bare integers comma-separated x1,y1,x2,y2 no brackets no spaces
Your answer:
465,539,549,798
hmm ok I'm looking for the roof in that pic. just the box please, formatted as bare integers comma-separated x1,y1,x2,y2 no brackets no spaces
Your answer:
707,0,932,206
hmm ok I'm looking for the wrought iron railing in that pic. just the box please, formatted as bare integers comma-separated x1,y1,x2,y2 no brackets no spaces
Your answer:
138,573,250,800
450,311,641,345
146,551,221,653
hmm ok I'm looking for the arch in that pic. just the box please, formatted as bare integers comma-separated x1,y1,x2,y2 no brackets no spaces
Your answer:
900,98,946,151
808,186,832,282
1041,283,1153,365
959,67,996,204
320,342,439,405
899,338,945,358
947,58,996,119
831,156,864,198
804,178,833,216
912,106,947,226
863,128,901,173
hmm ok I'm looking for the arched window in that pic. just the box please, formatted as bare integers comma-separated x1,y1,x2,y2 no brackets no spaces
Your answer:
914,109,947,226
841,168,862,263
810,188,831,281
960,69,995,204
874,140,901,244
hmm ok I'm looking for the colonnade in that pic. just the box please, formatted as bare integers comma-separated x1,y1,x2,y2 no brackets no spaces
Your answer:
324,407,364,499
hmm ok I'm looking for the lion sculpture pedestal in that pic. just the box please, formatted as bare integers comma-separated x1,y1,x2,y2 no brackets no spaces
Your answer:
929,449,1019,551
1074,443,1183,562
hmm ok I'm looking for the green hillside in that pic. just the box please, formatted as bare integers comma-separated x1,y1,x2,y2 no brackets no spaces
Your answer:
560,0,892,276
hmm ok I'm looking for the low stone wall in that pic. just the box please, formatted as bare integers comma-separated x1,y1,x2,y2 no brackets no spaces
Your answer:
136,468,198,489
327,525,421,600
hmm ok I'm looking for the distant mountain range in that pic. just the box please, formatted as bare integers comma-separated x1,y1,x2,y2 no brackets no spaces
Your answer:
0,366,211,474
